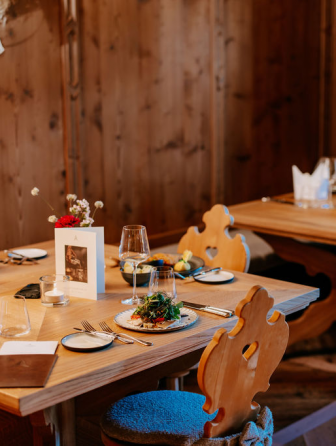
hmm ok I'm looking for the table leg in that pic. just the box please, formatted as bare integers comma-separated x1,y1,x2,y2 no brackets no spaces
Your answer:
260,234,336,345
29,399,75,446
30,409,57,446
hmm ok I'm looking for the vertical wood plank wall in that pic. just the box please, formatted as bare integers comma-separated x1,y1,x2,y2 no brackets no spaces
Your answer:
0,0,65,250
0,0,331,249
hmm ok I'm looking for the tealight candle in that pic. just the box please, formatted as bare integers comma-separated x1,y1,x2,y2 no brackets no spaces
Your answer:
44,289,65,303
40,274,70,307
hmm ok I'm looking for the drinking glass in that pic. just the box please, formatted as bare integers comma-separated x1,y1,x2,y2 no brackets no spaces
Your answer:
119,225,150,305
148,266,177,302
315,157,336,193
0,295,31,337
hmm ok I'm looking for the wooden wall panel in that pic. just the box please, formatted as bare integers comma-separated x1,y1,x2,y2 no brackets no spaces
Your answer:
0,1,65,250
0,0,331,249
224,0,323,205
80,0,221,243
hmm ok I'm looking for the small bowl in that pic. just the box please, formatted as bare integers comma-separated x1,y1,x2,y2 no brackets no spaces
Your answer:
120,262,153,287
145,259,164,267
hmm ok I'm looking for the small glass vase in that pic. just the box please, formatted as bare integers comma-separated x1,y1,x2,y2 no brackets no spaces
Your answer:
39,274,70,307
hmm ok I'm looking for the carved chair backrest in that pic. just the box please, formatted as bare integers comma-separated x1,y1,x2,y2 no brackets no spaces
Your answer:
197,285,289,438
178,204,250,272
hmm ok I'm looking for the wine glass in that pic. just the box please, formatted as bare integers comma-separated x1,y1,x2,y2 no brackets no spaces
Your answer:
119,225,150,305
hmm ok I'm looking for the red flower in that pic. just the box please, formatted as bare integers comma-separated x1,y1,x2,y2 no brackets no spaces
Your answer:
55,215,81,228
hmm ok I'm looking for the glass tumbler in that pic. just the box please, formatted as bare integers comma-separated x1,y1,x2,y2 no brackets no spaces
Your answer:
39,274,70,307
148,266,177,302
0,295,31,337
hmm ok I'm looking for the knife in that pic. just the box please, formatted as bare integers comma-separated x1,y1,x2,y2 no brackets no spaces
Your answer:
261,196,295,205
182,301,234,318
193,267,222,277
174,267,222,281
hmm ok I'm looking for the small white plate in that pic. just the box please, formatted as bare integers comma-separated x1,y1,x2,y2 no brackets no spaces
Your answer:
61,332,113,352
114,308,198,333
8,249,48,260
194,270,234,285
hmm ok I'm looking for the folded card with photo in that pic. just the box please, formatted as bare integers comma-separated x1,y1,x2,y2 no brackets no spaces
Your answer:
55,227,105,300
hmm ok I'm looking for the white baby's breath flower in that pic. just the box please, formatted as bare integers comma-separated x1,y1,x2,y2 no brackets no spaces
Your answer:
66,194,77,201
48,215,58,223
31,187,39,196
94,201,104,208
80,217,94,227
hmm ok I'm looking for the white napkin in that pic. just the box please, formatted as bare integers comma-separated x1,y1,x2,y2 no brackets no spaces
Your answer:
292,163,330,201
0,341,58,355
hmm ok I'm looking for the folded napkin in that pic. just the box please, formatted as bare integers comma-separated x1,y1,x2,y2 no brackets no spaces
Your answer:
292,163,330,201
0,341,58,355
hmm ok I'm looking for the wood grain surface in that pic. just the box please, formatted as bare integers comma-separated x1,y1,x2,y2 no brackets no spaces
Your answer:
0,0,329,251
229,196,336,346
230,196,336,245
0,241,318,417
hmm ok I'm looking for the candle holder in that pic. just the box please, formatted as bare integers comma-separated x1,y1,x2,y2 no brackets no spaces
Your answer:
39,275,70,307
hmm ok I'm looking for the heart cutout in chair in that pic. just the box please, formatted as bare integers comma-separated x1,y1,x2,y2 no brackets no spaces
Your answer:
206,247,218,260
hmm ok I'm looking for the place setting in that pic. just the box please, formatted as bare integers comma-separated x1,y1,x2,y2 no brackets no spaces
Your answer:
0,248,46,265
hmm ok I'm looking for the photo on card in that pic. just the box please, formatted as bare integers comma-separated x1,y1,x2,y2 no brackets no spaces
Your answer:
65,245,88,283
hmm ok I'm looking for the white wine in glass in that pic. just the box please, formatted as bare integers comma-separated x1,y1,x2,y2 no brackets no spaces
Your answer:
119,225,150,305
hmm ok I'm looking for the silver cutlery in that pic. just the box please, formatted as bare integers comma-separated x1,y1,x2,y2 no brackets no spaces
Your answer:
175,267,222,281
99,321,153,347
193,267,222,277
182,301,234,318
73,327,123,341
3,250,38,264
80,321,134,344
261,196,295,205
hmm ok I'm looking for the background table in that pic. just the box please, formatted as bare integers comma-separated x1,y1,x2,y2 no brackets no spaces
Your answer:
230,195,336,345
0,240,318,445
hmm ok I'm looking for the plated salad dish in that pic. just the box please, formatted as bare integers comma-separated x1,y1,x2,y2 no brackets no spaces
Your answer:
130,292,183,329
114,293,199,333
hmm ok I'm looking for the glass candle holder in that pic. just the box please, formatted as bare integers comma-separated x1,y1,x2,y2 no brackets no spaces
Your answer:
39,275,70,307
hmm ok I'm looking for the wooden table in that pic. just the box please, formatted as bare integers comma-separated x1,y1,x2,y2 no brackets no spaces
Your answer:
229,194,336,345
0,240,318,445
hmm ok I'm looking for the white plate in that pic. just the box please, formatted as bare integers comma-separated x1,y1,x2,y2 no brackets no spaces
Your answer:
61,332,113,352
8,249,48,260
114,308,198,333
194,270,234,284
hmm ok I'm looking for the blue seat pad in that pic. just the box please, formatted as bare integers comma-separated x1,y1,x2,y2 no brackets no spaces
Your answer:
101,390,217,445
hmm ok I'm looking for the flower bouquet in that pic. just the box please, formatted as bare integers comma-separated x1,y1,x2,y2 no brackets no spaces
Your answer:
31,187,103,228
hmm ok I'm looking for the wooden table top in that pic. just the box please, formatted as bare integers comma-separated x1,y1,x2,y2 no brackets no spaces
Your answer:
0,241,318,416
229,194,336,245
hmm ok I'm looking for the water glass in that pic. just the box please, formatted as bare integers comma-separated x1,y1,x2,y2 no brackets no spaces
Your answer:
148,266,177,302
39,274,70,307
0,295,31,337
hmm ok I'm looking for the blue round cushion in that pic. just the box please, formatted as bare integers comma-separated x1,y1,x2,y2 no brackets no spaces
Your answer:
101,390,217,445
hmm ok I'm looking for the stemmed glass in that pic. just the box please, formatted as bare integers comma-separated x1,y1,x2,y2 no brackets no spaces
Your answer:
119,225,150,305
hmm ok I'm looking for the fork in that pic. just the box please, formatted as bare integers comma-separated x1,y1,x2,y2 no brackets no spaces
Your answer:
81,320,133,344
99,321,153,347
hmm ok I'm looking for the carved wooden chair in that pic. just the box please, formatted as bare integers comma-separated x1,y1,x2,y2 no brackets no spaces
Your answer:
100,285,289,446
166,204,251,391
177,204,250,273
